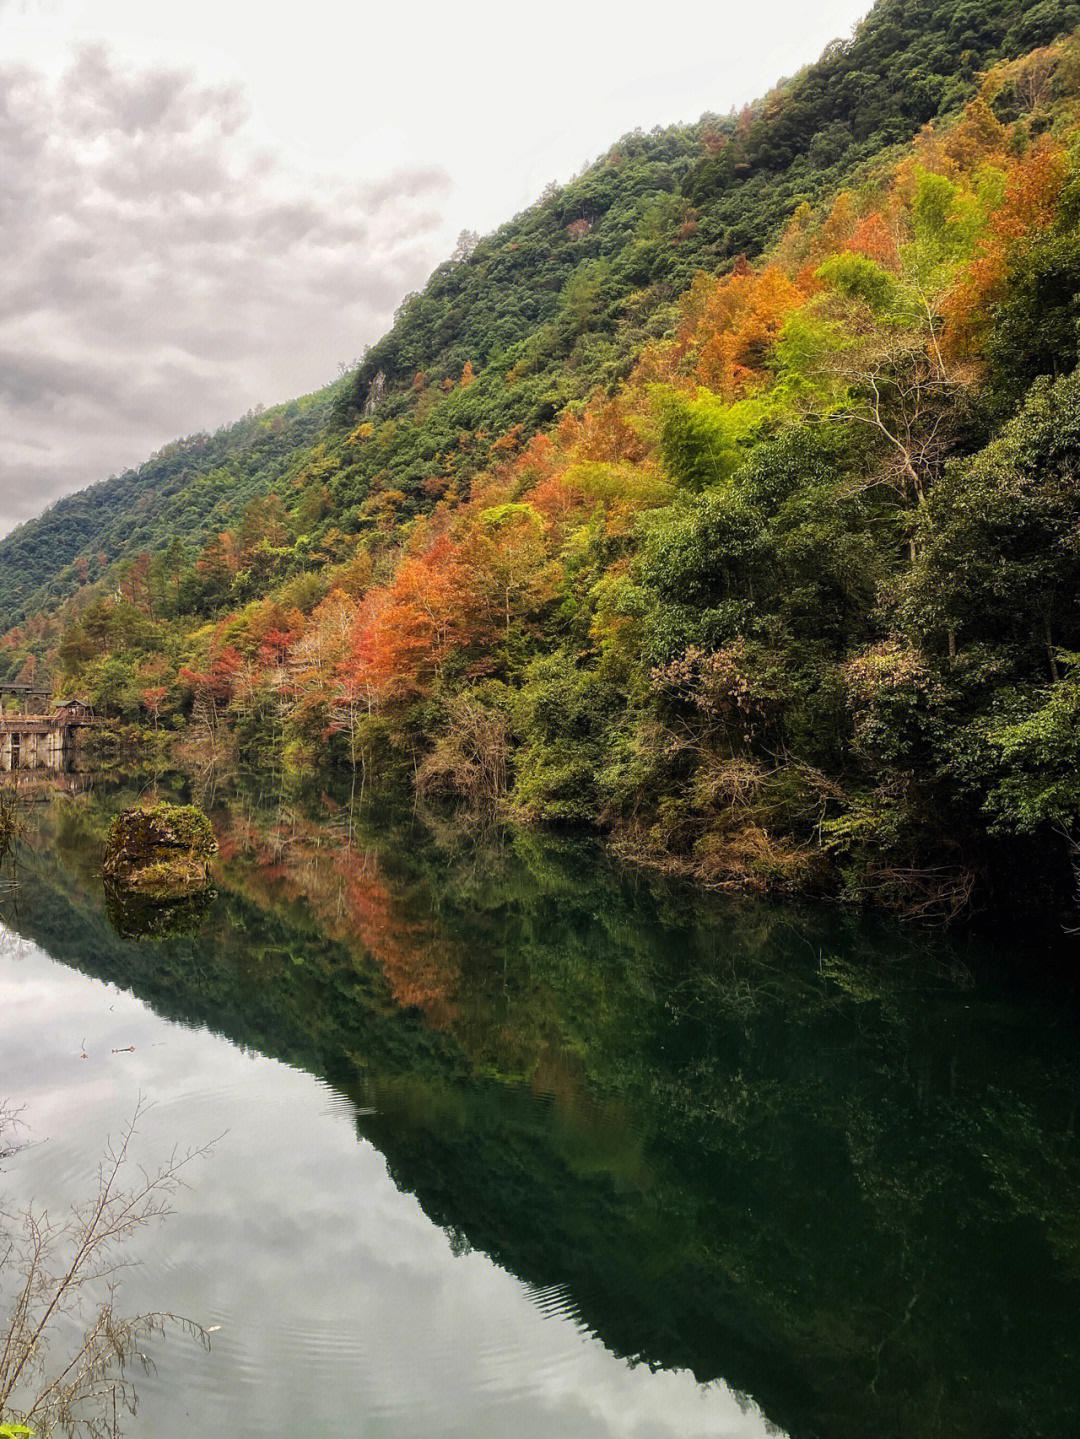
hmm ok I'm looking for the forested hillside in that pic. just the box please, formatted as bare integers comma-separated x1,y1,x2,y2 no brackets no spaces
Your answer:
4,0,1073,621
5,0,1080,925
0,388,339,620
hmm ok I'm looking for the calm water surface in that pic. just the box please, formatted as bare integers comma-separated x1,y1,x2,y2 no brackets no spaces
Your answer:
1,774,1078,1439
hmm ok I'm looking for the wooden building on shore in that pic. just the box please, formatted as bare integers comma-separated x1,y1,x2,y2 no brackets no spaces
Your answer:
0,687,98,772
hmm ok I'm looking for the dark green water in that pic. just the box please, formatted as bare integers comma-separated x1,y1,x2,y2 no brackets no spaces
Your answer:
1,775,1078,1438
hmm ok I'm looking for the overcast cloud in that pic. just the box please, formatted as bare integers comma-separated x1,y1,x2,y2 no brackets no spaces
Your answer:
0,46,448,534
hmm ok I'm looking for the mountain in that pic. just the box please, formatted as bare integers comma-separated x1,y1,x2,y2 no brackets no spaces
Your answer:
3,0,1073,622
5,0,1080,928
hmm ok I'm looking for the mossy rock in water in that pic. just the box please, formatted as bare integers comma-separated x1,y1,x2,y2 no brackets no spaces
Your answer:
103,803,218,899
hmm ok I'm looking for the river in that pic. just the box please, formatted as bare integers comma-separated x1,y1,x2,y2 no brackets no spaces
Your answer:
1,772,1078,1438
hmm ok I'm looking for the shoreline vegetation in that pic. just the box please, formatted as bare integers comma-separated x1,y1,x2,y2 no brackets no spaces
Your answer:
4,2,1080,929
0,790,18,864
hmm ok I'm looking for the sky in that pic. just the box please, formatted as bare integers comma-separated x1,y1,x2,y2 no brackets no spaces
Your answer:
0,0,872,537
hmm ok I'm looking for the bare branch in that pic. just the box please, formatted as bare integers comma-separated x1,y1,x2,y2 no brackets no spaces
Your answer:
0,1101,211,1437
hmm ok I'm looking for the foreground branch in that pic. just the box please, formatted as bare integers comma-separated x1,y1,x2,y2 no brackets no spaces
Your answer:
0,1100,211,1438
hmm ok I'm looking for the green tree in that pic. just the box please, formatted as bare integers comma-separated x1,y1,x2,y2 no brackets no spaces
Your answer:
904,369,1080,675
985,231,1080,397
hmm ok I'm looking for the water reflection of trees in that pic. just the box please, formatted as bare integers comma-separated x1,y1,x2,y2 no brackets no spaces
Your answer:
7,783,1080,1439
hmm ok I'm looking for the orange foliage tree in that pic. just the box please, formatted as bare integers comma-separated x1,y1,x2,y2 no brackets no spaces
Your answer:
942,139,1067,356
339,534,482,712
